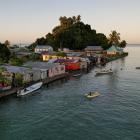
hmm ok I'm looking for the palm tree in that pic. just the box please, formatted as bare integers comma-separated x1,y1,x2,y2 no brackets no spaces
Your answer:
4,40,10,48
109,30,120,46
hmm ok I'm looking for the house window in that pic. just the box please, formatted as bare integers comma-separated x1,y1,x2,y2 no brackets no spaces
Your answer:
61,66,64,71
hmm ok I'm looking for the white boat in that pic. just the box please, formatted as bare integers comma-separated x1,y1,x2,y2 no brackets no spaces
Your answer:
85,91,100,99
95,69,113,75
17,82,43,97
73,73,81,77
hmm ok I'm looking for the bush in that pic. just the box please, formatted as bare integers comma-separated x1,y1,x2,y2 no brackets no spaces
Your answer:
9,57,23,66
56,52,67,57
29,53,41,61
15,73,23,86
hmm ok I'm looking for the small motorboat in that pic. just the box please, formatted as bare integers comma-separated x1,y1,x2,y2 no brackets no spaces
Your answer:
85,91,100,99
17,82,43,97
136,67,140,69
95,69,113,75
73,73,81,77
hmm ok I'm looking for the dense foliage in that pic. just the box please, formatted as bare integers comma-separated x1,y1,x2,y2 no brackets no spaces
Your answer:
29,15,110,50
56,52,67,57
108,31,127,48
9,57,24,66
0,43,11,63
29,53,42,61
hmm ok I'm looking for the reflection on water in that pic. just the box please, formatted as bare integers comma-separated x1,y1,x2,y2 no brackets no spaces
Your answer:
0,45,140,140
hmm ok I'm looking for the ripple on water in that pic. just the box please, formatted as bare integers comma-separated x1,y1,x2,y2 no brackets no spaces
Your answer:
1,46,140,140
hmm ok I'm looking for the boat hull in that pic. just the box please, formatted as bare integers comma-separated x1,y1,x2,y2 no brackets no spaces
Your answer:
136,67,140,69
17,82,43,97
73,73,81,77
85,92,100,99
95,70,113,75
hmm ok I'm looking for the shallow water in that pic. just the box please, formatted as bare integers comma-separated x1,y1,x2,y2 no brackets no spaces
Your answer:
0,45,140,140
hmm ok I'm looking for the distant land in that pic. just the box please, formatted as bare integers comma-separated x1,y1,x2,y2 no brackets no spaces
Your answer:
127,44,140,46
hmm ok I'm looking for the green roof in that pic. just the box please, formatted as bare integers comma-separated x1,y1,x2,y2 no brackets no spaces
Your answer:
107,45,118,52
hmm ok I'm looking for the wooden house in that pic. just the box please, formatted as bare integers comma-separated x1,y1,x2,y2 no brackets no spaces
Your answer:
85,46,103,56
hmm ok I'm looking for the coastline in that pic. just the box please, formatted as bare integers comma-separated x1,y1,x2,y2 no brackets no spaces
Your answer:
0,73,69,98
0,52,129,98
106,52,128,63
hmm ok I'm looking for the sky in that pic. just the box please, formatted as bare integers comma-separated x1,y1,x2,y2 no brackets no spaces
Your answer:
0,0,140,44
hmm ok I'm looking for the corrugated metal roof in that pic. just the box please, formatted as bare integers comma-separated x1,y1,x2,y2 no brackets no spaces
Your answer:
2,65,32,73
24,61,60,70
85,46,103,51
66,52,83,57
35,45,53,49
107,45,118,52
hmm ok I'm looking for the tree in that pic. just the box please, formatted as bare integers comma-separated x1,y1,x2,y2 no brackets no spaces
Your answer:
56,52,67,57
45,33,55,49
119,40,127,48
96,33,109,50
4,40,10,47
0,43,11,62
36,37,46,45
9,57,23,66
109,30,120,46
76,15,81,22
29,53,41,61
30,16,126,51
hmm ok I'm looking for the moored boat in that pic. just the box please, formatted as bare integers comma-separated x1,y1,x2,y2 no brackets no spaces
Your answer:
136,67,140,69
95,69,113,75
73,73,81,77
17,82,43,97
85,91,100,99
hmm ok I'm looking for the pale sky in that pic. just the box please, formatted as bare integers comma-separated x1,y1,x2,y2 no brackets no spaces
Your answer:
0,0,140,44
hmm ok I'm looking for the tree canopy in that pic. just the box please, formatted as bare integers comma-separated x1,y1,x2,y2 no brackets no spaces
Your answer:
29,16,126,51
0,42,11,62
108,30,127,48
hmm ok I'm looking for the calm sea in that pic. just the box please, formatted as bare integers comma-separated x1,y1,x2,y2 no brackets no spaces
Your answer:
0,45,140,140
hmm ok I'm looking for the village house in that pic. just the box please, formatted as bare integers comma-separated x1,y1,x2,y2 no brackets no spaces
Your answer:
85,46,103,56
35,45,53,54
63,48,70,52
58,48,70,52
66,52,84,60
24,62,66,78
65,60,80,71
80,58,88,69
42,51,84,62
116,47,124,55
42,52,64,61
106,45,123,56
2,65,42,83
54,59,81,71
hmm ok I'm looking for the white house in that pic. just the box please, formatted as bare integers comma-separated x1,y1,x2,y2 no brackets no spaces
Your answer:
35,45,53,53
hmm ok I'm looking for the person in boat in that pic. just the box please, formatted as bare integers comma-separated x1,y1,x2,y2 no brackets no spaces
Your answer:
24,88,27,92
89,92,92,96
23,85,27,92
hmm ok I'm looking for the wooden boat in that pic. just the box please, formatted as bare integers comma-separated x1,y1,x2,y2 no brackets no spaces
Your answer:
95,69,113,75
17,82,43,97
136,67,140,69
85,91,100,99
